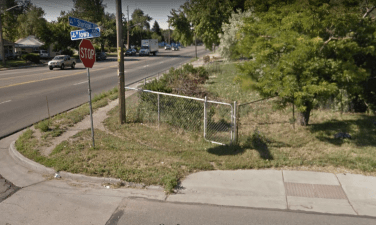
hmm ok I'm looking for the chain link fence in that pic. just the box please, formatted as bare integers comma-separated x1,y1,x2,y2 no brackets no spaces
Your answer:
125,87,236,145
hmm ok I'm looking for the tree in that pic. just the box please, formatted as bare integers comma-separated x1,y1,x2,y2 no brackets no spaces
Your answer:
16,4,52,44
72,0,105,24
236,0,376,125
131,8,152,30
218,9,252,61
1,0,32,42
71,0,107,51
169,9,193,46
180,0,251,50
151,32,162,42
151,20,161,35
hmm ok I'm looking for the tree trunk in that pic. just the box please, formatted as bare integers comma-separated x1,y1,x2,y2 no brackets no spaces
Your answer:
299,101,313,126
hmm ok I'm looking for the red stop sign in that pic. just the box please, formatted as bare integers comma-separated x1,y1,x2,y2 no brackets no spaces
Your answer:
79,39,96,68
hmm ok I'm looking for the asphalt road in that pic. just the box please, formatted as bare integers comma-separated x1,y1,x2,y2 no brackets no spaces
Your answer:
0,46,209,138
110,198,375,225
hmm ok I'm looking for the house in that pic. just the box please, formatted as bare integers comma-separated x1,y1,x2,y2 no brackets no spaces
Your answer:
0,39,16,59
14,35,59,58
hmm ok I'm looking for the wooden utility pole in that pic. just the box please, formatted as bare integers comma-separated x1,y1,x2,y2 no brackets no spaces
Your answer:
0,12,6,66
116,0,126,124
127,5,129,49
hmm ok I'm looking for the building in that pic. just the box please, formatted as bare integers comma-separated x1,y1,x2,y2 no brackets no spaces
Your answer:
15,35,59,58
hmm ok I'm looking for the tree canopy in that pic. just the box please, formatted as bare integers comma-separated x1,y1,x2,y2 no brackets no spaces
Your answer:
236,0,376,125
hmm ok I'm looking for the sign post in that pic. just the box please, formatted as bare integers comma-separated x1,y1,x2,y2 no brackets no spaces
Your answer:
79,39,96,148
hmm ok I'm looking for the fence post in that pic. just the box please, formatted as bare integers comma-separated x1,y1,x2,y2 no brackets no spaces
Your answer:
158,94,160,128
234,101,237,145
204,96,207,139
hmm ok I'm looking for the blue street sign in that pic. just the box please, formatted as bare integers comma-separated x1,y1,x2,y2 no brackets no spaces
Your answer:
69,16,98,30
70,28,101,40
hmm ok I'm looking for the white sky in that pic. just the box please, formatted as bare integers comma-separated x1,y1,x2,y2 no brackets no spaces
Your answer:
31,0,187,29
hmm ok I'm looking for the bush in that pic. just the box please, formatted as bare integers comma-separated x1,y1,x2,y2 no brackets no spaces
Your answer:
109,47,117,52
203,55,210,63
61,49,74,56
35,120,50,132
21,54,40,64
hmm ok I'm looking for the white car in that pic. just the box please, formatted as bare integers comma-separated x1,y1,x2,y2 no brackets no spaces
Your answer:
48,55,75,70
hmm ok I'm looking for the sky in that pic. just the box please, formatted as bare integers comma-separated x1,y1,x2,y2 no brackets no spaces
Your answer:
30,0,187,29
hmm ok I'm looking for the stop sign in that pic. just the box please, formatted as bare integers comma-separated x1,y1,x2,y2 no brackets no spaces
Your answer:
79,39,96,68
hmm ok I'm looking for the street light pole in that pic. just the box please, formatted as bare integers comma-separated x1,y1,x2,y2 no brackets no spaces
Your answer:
116,0,126,124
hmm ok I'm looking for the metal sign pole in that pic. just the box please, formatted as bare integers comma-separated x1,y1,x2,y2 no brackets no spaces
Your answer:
87,68,95,148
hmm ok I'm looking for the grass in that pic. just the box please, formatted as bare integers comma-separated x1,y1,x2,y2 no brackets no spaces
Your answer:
33,87,118,141
15,61,376,193
0,59,30,68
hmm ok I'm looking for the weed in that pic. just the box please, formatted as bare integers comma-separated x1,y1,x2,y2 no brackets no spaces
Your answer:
35,120,50,132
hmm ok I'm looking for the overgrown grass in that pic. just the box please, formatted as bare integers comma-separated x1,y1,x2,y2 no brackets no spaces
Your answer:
15,61,376,194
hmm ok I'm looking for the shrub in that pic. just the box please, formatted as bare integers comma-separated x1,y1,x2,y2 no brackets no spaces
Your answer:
203,55,210,63
21,54,40,64
35,120,50,132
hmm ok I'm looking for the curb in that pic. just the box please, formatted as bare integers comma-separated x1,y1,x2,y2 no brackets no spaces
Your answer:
9,141,164,190
9,141,55,175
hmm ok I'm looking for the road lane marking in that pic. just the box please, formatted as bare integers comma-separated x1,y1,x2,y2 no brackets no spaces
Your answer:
73,81,87,85
0,70,55,81
143,65,149,68
0,67,109,89
0,100,11,105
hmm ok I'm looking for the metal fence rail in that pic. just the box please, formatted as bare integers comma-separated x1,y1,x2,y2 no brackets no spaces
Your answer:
125,87,236,145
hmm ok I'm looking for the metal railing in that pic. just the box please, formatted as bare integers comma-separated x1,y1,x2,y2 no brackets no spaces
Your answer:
125,87,237,145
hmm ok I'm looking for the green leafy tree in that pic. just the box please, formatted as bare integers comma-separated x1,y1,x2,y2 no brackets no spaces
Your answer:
16,4,52,44
180,0,251,50
132,8,152,30
151,32,162,42
169,9,193,46
151,20,161,35
237,0,376,125
218,9,252,61
1,0,32,42
72,0,105,23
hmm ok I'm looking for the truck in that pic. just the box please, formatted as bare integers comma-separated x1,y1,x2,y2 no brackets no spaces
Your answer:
139,39,158,56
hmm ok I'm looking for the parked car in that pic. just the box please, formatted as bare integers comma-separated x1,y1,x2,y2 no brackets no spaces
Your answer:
39,50,49,58
125,48,137,56
96,52,107,61
48,55,75,70
165,44,171,50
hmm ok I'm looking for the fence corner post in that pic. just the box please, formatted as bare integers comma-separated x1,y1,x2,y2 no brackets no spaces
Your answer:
204,96,207,139
158,94,160,128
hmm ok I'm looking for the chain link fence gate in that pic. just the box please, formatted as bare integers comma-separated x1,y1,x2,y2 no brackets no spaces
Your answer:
125,87,236,145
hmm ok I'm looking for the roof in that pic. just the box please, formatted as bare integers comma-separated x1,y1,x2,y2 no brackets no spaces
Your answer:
15,35,44,48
